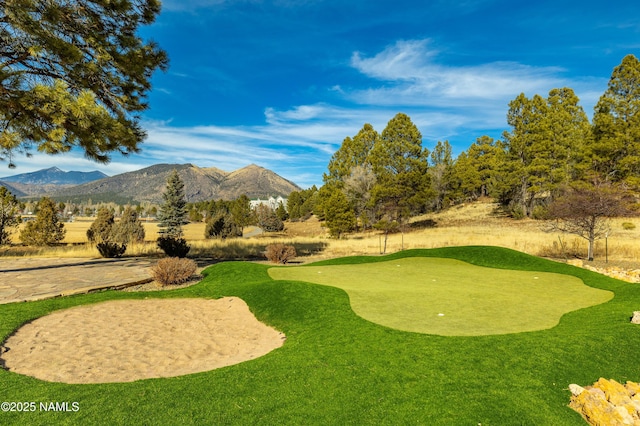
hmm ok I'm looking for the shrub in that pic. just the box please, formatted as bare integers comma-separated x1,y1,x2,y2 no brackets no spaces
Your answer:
96,242,127,258
531,205,549,220
157,236,190,258
265,243,297,264
150,257,197,286
112,207,145,243
87,207,114,243
205,213,242,239
622,222,636,230
19,197,65,246
255,205,285,232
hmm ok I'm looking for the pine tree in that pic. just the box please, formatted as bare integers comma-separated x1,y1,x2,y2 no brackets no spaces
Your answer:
1,0,168,167
157,170,190,257
324,123,379,186
369,113,431,223
113,206,145,244
157,170,188,239
451,136,506,202
86,207,127,257
590,54,640,185
500,88,589,217
86,207,115,243
324,190,356,238
19,197,65,246
0,186,21,245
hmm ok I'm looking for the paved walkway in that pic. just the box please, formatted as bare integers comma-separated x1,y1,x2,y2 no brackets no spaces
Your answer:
0,258,154,304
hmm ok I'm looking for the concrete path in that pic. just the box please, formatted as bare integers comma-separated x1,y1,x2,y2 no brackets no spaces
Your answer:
0,258,154,304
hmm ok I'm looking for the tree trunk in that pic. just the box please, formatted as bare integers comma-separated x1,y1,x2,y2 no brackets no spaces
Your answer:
587,237,595,261
383,231,388,254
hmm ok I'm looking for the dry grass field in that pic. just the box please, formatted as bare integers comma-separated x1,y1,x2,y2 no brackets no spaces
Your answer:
3,201,640,269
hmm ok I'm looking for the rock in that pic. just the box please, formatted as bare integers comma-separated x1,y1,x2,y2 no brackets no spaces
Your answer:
597,378,632,406
627,381,640,396
570,378,640,425
569,384,585,396
632,311,640,325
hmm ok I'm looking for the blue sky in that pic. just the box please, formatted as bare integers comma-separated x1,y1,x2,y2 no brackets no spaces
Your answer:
2,0,639,188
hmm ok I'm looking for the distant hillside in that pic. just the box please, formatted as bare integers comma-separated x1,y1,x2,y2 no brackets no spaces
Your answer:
0,167,109,197
0,167,108,185
48,163,301,204
217,164,301,200
0,181,26,197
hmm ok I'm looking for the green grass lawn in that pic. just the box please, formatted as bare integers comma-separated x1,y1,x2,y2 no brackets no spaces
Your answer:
1,246,640,425
268,257,612,336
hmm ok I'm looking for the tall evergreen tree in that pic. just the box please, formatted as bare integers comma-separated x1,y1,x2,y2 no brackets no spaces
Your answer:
157,170,188,239
0,186,21,245
324,123,378,186
452,136,506,201
590,54,640,185
369,113,431,223
0,0,168,167
229,195,253,231
157,170,189,257
545,87,591,184
501,88,589,217
501,93,547,217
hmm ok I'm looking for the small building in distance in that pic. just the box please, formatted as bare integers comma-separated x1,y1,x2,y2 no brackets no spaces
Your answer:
250,196,287,210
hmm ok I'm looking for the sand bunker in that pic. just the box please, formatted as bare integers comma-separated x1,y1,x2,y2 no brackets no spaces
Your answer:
0,297,285,384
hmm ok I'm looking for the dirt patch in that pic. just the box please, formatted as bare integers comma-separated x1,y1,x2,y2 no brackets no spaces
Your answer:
0,297,285,384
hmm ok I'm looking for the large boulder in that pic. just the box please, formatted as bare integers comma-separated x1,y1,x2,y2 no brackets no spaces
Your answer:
632,311,640,325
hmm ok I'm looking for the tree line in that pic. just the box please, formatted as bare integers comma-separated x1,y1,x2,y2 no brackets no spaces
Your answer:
286,54,640,241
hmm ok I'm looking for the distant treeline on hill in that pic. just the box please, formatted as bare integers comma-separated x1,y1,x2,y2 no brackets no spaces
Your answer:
22,192,138,206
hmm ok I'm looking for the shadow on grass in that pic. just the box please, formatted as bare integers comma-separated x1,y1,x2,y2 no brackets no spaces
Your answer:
189,240,329,262
409,218,437,229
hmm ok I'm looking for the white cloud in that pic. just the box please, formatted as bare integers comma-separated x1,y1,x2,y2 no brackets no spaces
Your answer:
349,39,571,107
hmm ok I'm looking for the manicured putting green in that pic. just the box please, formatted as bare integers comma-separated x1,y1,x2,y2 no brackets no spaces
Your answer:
268,257,612,336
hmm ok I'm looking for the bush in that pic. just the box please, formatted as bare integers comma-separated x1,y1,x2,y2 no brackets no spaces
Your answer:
531,205,549,220
255,205,285,232
204,213,242,239
157,236,190,258
96,242,127,258
150,257,197,286
265,243,297,264
19,197,65,246
622,222,636,230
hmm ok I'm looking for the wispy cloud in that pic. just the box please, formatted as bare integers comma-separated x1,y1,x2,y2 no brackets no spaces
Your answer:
349,39,571,106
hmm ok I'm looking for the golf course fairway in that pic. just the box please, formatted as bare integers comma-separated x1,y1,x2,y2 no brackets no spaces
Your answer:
268,257,613,336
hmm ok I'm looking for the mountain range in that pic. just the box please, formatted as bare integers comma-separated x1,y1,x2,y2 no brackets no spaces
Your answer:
0,167,109,197
0,164,301,204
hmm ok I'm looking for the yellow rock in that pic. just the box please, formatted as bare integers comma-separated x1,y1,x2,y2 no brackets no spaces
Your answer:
570,380,640,425
627,381,640,397
596,378,632,406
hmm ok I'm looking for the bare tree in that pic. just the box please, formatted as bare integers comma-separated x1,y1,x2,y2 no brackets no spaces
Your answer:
547,183,636,261
343,165,376,231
